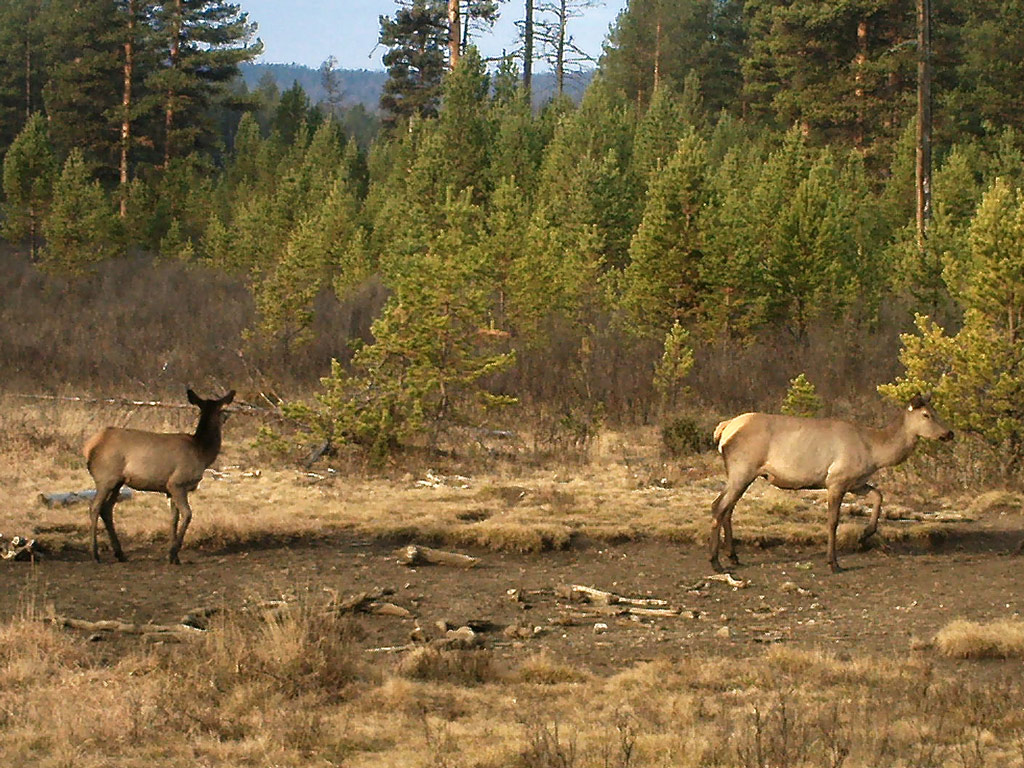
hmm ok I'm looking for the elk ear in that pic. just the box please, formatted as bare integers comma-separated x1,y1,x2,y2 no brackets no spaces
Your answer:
908,393,925,410
221,390,236,405
187,389,202,406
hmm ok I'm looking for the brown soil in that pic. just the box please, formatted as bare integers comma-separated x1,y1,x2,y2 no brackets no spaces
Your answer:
3,516,1022,674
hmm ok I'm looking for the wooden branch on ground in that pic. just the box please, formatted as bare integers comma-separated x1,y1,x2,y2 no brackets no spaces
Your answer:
558,584,682,617
396,545,479,568
49,615,205,638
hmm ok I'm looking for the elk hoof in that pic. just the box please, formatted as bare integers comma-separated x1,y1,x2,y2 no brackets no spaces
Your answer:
169,554,181,565
728,553,741,566
858,527,877,543
115,553,128,563
830,561,844,574
710,557,726,573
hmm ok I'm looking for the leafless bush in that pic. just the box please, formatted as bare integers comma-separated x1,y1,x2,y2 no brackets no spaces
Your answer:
517,715,579,768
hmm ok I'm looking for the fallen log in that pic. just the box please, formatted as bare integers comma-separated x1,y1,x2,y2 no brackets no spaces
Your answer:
39,488,133,508
396,545,479,568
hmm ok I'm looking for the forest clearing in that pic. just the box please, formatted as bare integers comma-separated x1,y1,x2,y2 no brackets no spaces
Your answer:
5,0,1024,763
1,396,1022,766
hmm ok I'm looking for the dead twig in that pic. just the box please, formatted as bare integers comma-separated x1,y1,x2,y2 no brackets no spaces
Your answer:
396,545,479,569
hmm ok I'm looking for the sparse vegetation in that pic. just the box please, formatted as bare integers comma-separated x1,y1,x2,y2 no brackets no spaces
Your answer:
2,611,1024,767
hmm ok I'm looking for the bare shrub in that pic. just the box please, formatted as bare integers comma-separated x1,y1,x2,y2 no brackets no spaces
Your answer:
396,646,500,685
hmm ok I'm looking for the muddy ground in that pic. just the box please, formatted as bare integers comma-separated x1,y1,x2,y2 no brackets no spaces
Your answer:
3,513,1021,675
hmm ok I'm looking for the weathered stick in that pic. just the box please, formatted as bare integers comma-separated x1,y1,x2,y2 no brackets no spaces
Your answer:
564,584,670,607
396,545,479,568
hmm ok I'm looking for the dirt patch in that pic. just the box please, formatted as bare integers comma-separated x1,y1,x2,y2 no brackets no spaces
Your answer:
4,517,1022,675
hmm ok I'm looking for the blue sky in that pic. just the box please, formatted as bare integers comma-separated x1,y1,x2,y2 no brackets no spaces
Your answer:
240,0,628,71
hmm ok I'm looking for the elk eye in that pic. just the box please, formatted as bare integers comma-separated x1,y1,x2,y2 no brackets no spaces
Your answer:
923,412,931,418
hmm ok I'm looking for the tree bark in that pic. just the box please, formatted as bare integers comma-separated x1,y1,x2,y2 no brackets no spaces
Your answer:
916,0,932,257
448,0,460,70
523,0,534,92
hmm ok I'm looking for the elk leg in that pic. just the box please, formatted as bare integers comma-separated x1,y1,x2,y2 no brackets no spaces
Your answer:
851,484,883,546
710,478,753,572
91,482,125,562
168,495,181,555
723,509,740,566
167,486,192,565
826,487,845,573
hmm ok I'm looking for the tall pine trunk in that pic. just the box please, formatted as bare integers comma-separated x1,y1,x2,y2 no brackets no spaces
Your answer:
448,0,460,69
523,0,533,92
555,0,566,94
916,0,932,256
854,18,867,149
120,0,136,218
163,0,182,168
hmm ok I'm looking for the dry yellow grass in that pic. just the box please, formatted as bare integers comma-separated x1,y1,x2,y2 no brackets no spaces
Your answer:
2,606,1023,768
934,618,1024,659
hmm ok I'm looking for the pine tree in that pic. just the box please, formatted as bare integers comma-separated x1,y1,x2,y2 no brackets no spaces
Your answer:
631,82,686,184
781,373,822,417
487,64,545,194
1,113,57,259
251,181,361,354
40,0,123,177
296,191,515,458
762,150,856,337
41,149,118,272
881,179,1024,475
600,0,744,113
149,0,261,166
620,129,709,337
378,0,448,126
743,0,917,152
0,0,45,152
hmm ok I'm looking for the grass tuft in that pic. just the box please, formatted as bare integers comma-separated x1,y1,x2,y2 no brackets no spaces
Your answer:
933,619,1024,659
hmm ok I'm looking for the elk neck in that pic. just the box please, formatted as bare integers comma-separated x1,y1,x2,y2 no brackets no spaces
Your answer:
871,415,920,468
192,408,223,461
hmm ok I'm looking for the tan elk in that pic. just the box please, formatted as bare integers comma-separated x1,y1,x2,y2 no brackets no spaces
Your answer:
709,394,953,573
84,389,235,564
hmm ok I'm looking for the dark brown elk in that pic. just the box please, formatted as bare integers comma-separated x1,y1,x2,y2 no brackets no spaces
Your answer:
709,394,953,573
83,389,234,564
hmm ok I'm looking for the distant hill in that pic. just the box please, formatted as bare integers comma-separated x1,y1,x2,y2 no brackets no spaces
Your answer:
240,62,593,112
239,63,386,111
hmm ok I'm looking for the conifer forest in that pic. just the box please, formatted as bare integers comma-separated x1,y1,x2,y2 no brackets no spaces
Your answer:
3,0,1024,480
